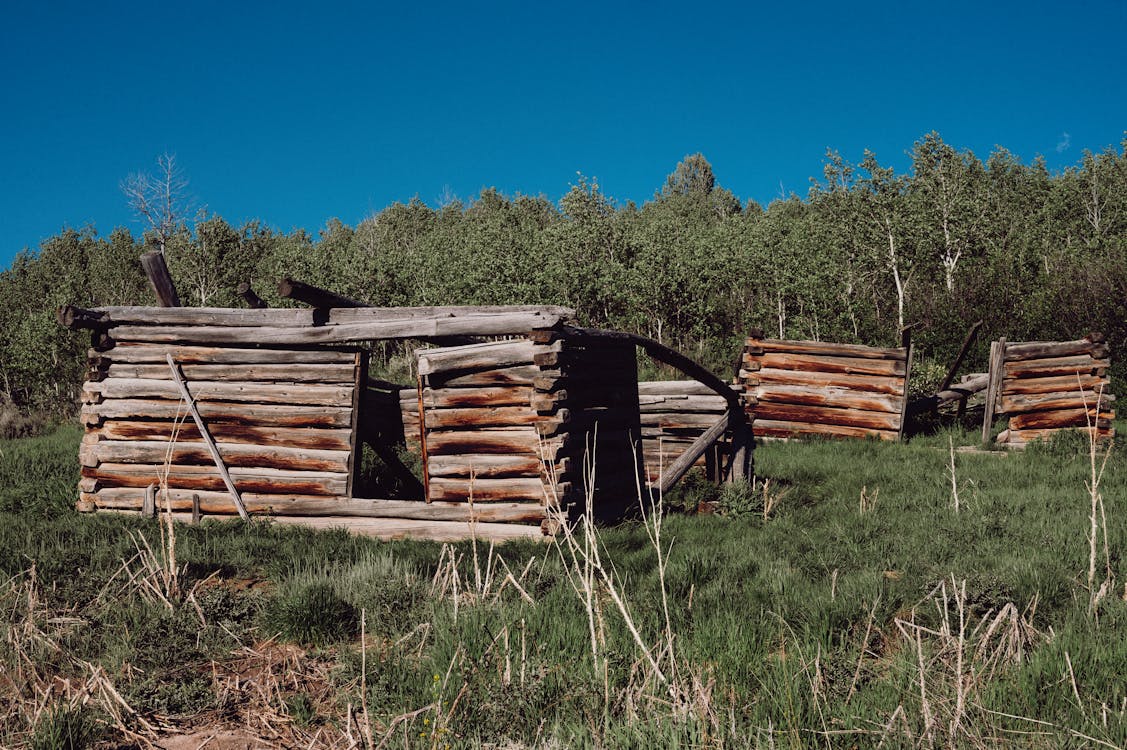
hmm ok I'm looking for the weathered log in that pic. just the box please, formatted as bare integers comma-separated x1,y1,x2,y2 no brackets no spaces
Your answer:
1004,356,1109,379
748,367,906,395
89,378,354,406
981,339,1006,443
421,386,533,409
423,406,540,429
751,402,902,431
81,399,352,428
638,380,734,396
752,419,898,441
104,363,356,383
638,395,728,411
1008,408,1113,431
424,429,562,458
86,464,348,495
427,454,552,479
417,340,549,376
749,338,907,361
96,420,353,451
431,365,542,388
85,440,350,472
751,352,906,378
140,251,181,307
92,344,358,365
906,373,989,416
1004,338,1108,362
640,413,730,429
653,413,731,494
278,278,365,308
1000,389,1115,414
753,385,905,414
236,282,268,309
999,373,1109,395
530,391,568,412
58,305,110,329
427,477,552,503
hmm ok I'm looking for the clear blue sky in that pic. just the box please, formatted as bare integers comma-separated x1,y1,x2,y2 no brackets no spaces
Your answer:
2,0,1125,269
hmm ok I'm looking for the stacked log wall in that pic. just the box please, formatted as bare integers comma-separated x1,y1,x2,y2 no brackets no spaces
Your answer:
740,334,911,441
638,381,734,482
78,341,363,515
994,335,1115,447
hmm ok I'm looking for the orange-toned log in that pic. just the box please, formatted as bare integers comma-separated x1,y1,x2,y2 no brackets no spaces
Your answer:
752,419,898,441
85,440,349,472
1000,374,1109,396
427,477,554,503
754,384,904,414
1003,356,1109,379
93,344,357,365
752,352,906,377
750,339,906,361
1008,409,1114,431
423,406,540,429
424,429,561,458
83,464,347,496
80,399,352,428
430,365,542,388
105,363,356,383
747,367,905,395
1000,389,1115,414
421,386,533,408
751,402,901,431
96,420,352,451
1004,339,1107,362
427,454,570,479
88,378,354,406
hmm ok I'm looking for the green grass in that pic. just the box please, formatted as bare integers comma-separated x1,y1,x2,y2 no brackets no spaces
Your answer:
1,424,1125,747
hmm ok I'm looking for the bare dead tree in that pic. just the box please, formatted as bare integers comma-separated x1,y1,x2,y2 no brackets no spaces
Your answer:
121,153,192,255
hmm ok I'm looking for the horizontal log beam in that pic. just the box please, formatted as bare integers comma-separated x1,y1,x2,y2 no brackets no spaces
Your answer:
746,367,905,395
423,406,541,429
1008,408,1113,431
999,374,1109,396
750,352,906,378
1000,389,1115,414
427,477,555,503
1004,356,1110,379
80,399,352,428
84,464,347,496
83,440,350,472
91,344,358,365
422,386,533,409
752,419,898,441
753,385,904,414
417,340,556,376
95,420,353,451
86,378,354,406
750,402,902,431
103,363,356,383
748,338,907,361
1004,338,1109,362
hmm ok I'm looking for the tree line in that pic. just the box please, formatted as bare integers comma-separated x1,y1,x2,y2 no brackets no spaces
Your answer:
2,132,1124,416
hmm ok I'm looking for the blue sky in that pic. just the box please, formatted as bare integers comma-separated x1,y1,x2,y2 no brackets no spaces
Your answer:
2,0,1125,269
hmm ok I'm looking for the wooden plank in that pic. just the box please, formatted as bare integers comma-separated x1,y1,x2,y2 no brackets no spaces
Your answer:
87,440,350,472
427,454,549,478
752,338,907,361
96,420,353,451
982,339,1006,443
751,402,902,431
1004,339,1107,362
752,419,898,441
90,378,354,406
638,395,728,411
424,429,561,458
431,365,542,388
417,340,548,376
94,344,357,365
422,386,533,409
638,380,735,396
754,352,906,377
1009,408,1113,431
753,385,904,414
1000,389,1115,414
85,464,347,495
654,413,730,493
139,252,181,307
999,373,1109,395
1004,356,1109,379
640,413,729,429
81,399,352,428
749,368,905,395
423,406,540,429
105,363,356,383
427,477,551,503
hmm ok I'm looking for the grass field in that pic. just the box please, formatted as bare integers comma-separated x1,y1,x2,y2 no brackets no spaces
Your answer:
1,424,1125,748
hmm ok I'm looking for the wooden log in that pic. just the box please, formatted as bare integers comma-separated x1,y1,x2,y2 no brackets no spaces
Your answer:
752,352,906,377
427,477,551,503
86,464,348,495
421,386,533,409
140,251,181,307
748,367,905,395
981,339,1006,443
654,413,731,494
278,278,365,308
423,406,540,429
1000,389,1115,414
638,395,728,411
417,340,546,376
96,420,353,451
431,365,542,388
81,399,352,428
534,415,570,437
424,429,562,458
236,282,268,309
906,373,990,416
640,413,730,429
638,380,734,396
58,305,110,329
92,344,357,365
109,314,564,345
530,391,569,412
752,419,898,441
753,385,904,414
104,363,356,383
999,373,1109,396
751,402,902,431
90,378,354,406
427,454,551,479
533,348,637,368
1004,356,1109,379
1008,408,1113,431
86,440,350,472
751,338,906,361
1004,338,1108,362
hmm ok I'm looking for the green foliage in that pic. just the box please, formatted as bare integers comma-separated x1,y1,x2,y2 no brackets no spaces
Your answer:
29,705,98,750
262,581,359,646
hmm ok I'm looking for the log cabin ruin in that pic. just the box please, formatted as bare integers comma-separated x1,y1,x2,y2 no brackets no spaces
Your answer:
60,271,752,542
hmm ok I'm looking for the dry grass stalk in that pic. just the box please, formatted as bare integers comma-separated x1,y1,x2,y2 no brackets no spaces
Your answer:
1081,381,1114,615
948,434,960,513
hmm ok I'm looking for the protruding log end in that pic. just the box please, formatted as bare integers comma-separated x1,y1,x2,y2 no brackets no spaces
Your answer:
58,305,109,330
277,277,365,308
236,281,268,309
140,251,182,307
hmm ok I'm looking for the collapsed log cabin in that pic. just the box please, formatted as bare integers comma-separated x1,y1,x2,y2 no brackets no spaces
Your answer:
739,330,913,441
60,292,751,541
985,335,1115,448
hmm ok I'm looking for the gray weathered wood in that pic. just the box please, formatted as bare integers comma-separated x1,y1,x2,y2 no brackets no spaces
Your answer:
140,251,181,307
654,412,731,494
88,378,354,406
81,399,352,428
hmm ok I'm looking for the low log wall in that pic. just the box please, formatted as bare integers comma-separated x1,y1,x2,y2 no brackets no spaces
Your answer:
740,334,912,441
638,381,733,482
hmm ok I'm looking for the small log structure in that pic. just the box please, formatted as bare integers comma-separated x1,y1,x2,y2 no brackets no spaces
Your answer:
638,380,737,482
990,335,1115,447
740,332,912,441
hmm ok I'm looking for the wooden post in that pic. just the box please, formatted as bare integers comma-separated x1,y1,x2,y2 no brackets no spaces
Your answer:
898,326,914,441
981,338,1006,444
236,282,268,309
140,251,181,307
727,413,752,483
166,354,249,520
